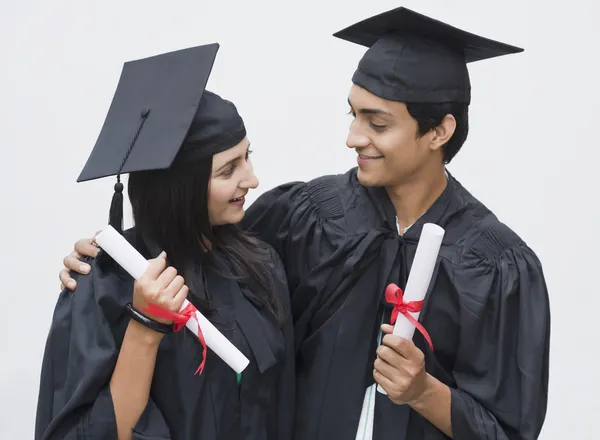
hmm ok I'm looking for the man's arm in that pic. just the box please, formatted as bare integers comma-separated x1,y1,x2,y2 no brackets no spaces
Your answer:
410,374,453,437
58,182,305,292
447,243,550,440
375,238,550,439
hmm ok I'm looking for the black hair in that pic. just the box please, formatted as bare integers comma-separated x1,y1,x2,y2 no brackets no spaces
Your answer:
127,157,284,324
405,102,469,163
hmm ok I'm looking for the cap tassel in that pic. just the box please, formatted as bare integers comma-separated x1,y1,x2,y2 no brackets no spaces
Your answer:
109,178,124,234
109,107,151,235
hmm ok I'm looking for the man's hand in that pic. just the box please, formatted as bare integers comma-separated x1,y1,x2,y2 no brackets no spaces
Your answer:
59,233,101,291
374,324,454,437
373,323,428,406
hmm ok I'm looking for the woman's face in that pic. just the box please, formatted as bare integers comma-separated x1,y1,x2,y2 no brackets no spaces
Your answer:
208,137,258,225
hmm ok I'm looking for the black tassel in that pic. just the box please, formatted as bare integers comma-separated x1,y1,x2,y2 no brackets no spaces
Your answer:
109,179,124,234
108,108,151,235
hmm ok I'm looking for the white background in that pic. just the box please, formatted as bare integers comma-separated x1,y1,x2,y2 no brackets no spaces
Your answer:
1,0,598,438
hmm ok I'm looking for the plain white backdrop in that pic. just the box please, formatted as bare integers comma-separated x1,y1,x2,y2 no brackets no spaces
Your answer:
1,0,598,438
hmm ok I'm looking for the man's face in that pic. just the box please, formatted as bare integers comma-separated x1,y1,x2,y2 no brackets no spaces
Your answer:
346,85,438,187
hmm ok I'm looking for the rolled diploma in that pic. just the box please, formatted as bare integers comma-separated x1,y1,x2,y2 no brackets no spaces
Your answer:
377,222,445,394
94,225,250,374
355,384,376,440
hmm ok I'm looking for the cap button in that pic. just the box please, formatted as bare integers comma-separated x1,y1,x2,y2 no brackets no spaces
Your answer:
141,108,150,118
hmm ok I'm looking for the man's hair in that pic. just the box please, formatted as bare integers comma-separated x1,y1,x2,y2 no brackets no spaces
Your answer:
406,102,469,163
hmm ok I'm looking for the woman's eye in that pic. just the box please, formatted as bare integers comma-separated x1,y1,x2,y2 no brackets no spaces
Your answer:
222,166,235,177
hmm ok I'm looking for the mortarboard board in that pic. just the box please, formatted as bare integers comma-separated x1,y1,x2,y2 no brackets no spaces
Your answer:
333,7,524,104
77,43,246,234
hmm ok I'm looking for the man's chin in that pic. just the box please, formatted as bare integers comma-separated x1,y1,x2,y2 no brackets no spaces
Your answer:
356,168,386,187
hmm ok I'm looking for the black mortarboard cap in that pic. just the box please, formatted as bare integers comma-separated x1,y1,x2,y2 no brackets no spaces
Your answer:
77,43,246,233
333,7,524,104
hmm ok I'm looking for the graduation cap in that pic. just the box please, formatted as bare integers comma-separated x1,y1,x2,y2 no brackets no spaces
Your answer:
333,7,524,104
77,43,246,233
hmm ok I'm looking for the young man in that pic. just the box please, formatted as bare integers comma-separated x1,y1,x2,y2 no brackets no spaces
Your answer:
58,7,550,440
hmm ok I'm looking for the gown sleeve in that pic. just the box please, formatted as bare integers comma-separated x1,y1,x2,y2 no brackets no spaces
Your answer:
35,258,121,440
241,176,376,344
241,178,357,295
448,227,550,440
241,181,304,260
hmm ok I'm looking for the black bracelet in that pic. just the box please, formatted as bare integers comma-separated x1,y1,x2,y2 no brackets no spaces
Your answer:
125,303,173,334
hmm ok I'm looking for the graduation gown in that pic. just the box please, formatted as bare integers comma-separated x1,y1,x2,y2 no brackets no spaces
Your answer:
240,167,550,440
35,229,295,440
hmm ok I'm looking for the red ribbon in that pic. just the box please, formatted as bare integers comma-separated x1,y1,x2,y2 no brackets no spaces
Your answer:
141,302,207,375
385,283,433,350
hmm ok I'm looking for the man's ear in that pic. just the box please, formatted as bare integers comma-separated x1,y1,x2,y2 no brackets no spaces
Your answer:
429,114,456,152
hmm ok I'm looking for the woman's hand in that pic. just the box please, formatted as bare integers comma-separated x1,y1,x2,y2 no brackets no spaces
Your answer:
133,252,189,325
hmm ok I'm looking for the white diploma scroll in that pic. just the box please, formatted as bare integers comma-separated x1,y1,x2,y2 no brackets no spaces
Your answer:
94,225,250,374
356,223,446,440
355,384,376,440
376,222,445,394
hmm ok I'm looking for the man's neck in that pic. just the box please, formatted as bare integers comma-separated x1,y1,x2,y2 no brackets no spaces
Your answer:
385,166,448,235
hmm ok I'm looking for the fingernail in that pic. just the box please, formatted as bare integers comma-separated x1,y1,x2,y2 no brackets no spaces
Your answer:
159,251,167,258
67,280,76,289
80,264,90,273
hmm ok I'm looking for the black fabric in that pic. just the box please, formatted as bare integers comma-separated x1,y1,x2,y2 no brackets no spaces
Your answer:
241,167,550,440
77,43,246,183
333,7,523,104
351,33,471,104
35,229,294,440
175,92,246,164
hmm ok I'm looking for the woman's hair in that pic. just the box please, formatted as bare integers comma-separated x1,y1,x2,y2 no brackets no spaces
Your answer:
127,156,284,324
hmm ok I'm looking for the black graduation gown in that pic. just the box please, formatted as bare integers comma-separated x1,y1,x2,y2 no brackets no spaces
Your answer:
35,229,295,440
240,167,550,440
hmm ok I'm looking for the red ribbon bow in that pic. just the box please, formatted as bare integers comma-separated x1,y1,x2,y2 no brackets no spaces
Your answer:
141,302,207,375
385,283,433,350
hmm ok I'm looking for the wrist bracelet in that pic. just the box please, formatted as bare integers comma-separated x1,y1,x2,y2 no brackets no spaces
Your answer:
125,303,173,334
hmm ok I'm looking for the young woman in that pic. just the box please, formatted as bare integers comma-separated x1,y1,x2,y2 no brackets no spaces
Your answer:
35,45,294,440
